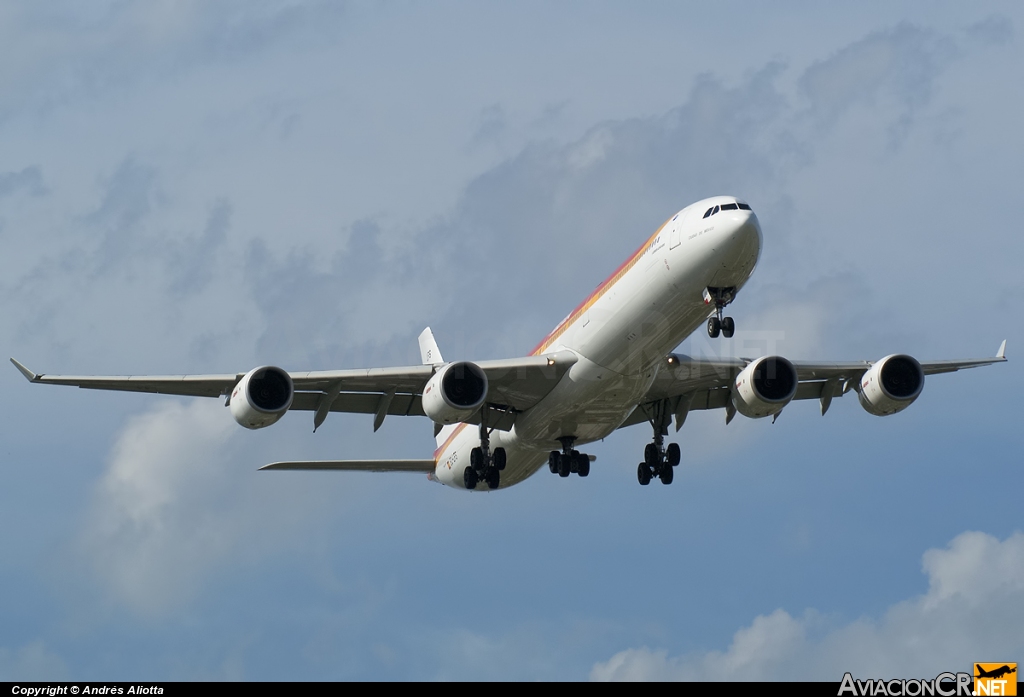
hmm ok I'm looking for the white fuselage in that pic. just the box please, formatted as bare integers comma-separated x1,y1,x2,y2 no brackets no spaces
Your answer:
433,196,763,489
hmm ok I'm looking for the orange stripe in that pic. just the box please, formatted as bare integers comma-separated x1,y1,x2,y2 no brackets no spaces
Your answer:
433,422,467,461
528,216,673,356
433,216,673,459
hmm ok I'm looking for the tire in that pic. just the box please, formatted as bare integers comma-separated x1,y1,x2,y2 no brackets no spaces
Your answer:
486,468,500,490
578,457,590,477
666,443,681,468
493,447,507,471
463,467,478,490
722,316,735,338
470,447,483,471
548,451,560,474
707,317,721,338
644,443,660,468
661,464,674,485
570,449,580,473
637,462,651,486
558,457,571,478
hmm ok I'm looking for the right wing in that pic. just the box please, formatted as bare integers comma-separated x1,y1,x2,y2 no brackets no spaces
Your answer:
620,341,1008,431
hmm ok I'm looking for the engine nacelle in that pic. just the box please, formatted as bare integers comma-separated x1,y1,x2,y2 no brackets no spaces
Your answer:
422,361,489,425
732,356,798,419
229,366,294,429
858,354,924,416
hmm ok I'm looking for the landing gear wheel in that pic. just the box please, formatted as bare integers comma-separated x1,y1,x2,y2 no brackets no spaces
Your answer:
660,465,674,485
463,467,478,490
548,451,560,474
569,450,581,473
470,447,484,471
578,457,590,477
485,467,500,490
558,456,572,478
644,443,660,469
721,316,735,338
666,443,681,468
708,317,721,338
493,447,507,471
637,463,651,486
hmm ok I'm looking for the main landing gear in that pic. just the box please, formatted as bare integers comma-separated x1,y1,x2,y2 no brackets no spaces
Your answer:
548,436,591,478
637,399,680,486
704,286,736,338
463,416,506,491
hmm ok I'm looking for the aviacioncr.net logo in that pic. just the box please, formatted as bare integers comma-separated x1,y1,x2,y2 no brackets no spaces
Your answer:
838,672,972,696
974,663,1017,697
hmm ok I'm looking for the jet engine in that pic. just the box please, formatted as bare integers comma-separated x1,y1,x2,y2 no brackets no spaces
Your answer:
858,354,924,416
732,356,798,419
422,361,489,425
229,366,294,429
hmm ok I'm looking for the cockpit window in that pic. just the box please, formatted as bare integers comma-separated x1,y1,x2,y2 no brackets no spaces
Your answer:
704,203,743,218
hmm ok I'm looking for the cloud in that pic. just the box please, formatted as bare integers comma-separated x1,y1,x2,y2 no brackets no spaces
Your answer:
591,531,1024,681
799,24,957,148
0,166,46,199
965,16,1014,47
73,398,337,616
0,640,68,681
165,198,231,296
0,2,350,120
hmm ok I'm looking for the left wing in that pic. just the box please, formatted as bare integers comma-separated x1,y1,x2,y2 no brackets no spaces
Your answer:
10,351,579,432
621,341,1008,431
260,460,435,472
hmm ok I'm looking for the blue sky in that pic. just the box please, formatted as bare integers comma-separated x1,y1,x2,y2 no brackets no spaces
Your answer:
0,1,1021,681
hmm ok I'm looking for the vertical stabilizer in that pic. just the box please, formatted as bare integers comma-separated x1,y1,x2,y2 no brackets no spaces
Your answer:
418,327,444,365
419,327,452,447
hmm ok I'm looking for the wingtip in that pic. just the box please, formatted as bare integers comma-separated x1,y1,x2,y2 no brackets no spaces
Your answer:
997,340,1007,359
10,358,38,382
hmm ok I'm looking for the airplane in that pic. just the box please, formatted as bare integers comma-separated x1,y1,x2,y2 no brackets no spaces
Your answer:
975,665,1016,680
10,196,1008,491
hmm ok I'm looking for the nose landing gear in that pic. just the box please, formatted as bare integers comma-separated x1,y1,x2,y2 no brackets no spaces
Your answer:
704,287,737,338
548,436,591,478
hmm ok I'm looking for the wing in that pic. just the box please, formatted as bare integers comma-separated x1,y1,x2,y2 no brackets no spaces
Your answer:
620,341,1008,431
10,350,579,432
259,460,435,472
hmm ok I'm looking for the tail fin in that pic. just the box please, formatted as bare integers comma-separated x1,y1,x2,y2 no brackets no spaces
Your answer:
418,327,443,365
419,327,454,447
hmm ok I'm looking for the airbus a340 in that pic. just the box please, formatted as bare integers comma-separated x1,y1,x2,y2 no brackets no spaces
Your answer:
11,197,1007,490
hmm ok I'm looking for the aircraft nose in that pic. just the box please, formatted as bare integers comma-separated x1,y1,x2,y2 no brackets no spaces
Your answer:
719,209,762,254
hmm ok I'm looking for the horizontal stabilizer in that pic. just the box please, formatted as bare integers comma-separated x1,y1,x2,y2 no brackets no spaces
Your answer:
260,459,435,472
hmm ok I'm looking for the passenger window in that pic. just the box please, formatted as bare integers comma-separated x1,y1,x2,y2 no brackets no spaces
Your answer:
721,203,738,211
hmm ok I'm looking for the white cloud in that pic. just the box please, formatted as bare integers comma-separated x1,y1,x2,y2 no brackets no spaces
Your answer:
74,398,337,616
0,640,68,681
591,531,1024,681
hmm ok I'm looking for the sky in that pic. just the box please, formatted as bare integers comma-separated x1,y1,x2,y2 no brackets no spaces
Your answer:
0,0,1022,682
